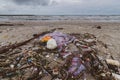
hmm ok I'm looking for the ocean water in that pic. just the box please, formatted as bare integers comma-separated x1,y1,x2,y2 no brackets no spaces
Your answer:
0,15,120,22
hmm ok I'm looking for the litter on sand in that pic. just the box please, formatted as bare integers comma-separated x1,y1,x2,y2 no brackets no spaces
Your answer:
0,28,120,80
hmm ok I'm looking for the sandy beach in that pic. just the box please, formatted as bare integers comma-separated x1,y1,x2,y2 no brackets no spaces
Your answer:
0,20,120,61
0,19,120,80
1,0,120,79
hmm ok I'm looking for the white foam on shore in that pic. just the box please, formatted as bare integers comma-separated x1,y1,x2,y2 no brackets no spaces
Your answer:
0,15,120,22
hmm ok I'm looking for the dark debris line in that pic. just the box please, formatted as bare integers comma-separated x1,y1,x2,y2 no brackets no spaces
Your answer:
0,28,120,80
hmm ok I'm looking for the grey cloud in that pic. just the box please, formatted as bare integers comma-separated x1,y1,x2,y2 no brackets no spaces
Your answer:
1,0,120,15
13,0,51,6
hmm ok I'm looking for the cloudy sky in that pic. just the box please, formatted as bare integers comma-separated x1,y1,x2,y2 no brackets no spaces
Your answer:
0,0,120,15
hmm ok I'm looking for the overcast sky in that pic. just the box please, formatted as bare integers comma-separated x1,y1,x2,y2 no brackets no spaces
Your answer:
0,0,120,15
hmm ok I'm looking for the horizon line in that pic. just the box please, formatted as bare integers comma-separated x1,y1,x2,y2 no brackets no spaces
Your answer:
0,14,120,16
